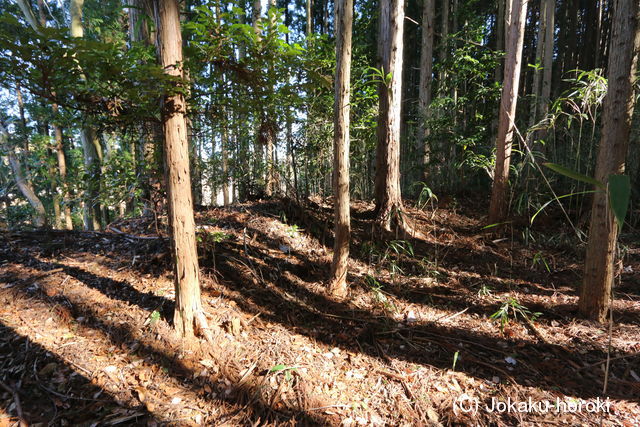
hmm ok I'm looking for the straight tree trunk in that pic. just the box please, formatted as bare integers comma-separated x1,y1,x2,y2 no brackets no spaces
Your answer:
540,0,554,117
155,0,210,340
264,123,275,196
488,0,528,223
418,0,434,179
328,0,353,297
71,0,102,230
580,0,639,322
0,122,47,227
80,128,102,231
306,0,313,35
375,0,420,237
252,0,261,38
494,0,505,82
128,0,162,215
52,106,73,230
528,0,546,129
221,110,230,206
35,4,63,229
440,0,449,76
594,0,604,70
42,123,63,229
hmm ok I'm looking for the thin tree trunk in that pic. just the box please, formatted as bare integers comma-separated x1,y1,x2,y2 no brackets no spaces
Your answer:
528,0,546,129
15,86,30,166
580,0,639,322
252,0,261,37
495,0,505,82
15,0,41,32
42,123,63,229
71,0,102,230
594,0,604,70
488,0,528,223
52,107,73,229
540,0,554,115
33,4,61,228
440,0,449,76
155,0,210,340
0,122,47,228
306,0,313,35
128,0,161,215
328,0,353,297
80,128,102,231
264,122,275,196
221,111,230,206
418,0,434,179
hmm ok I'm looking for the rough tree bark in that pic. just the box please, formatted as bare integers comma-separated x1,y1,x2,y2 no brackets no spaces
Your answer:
155,0,211,340
0,122,47,228
418,0,434,179
580,0,639,322
328,0,353,297
374,0,421,237
487,0,528,224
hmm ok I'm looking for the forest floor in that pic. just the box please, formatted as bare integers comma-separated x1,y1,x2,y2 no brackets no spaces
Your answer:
0,197,639,426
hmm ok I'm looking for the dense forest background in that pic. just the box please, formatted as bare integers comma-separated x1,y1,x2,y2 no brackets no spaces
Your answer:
1,0,638,229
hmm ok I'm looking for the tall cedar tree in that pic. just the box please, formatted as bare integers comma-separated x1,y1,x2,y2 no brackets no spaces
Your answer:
488,0,528,223
418,0,434,178
328,0,353,297
580,0,640,322
374,0,422,237
155,0,212,340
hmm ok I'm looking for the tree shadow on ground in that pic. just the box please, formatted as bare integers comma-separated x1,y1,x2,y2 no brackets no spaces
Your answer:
243,199,585,294
0,320,156,425
208,242,639,402
0,267,337,426
2,249,175,322
2,220,638,412
208,215,640,328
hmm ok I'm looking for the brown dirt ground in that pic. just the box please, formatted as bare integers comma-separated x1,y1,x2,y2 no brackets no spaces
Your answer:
0,197,638,426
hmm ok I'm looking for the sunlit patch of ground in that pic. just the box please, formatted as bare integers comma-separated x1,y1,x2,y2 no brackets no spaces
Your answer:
0,198,638,425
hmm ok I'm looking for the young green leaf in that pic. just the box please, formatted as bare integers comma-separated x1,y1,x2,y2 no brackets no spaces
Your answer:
543,163,604,189
608,174,631,232
530,190,596,225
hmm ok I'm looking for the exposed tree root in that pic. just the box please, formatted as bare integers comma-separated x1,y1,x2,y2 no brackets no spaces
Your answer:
194,310,215,344
376,203,427,241
327,270,348,299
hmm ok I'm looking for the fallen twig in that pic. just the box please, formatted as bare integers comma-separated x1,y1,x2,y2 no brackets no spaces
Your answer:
0,379,28,427
107,226,160,240
577,351,640,371
435,307,469,323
